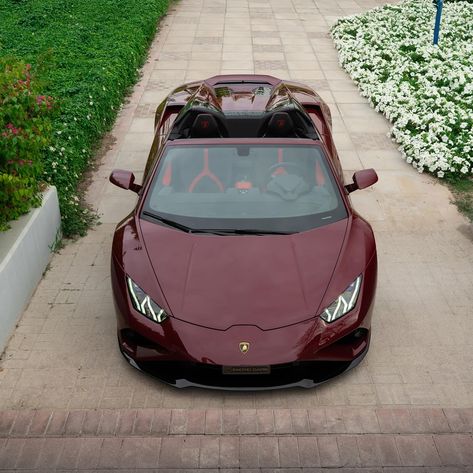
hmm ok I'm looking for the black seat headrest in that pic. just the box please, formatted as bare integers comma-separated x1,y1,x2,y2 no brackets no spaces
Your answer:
264,112,296,137
190,114,220,138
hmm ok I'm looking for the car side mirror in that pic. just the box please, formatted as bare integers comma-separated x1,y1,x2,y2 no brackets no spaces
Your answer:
345,169,378,193
109,169,141,193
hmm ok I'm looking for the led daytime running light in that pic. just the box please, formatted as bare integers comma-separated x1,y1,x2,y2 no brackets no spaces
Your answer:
321,275,362,323
126,276,168,323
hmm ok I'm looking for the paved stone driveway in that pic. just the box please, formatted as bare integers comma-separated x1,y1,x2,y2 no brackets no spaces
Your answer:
1,0,473,469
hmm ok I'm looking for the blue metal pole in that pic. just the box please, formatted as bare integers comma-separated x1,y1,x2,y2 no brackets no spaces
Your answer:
433,0,443,45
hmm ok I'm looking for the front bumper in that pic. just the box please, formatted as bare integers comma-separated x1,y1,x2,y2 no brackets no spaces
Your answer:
120,334,370,390
111,251,376,390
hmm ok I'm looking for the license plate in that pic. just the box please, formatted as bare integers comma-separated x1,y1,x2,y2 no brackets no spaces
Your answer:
222,365,271,375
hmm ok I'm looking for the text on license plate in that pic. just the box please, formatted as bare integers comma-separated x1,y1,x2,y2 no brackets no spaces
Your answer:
222,365,271,375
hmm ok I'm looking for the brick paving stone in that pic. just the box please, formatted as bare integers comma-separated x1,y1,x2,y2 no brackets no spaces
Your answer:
0,411,16,437
136,437,161,469
239,409,258,434
278,436,300,467
357,434,400,467
159,437,189,468
36,437,63,469
324,407,346,433
15,437,43,469
205,409,222,434
317,436,341,467
434,434,473,465
81,410,101,436
337,435,361,467
116,409,137,435
76,437,103,469
239,436,259,469
257,436,279,468
308,409,326,434
256,409,275,434
444,409,473,433
97,409,119,435
64,410,85,436
376,408,416,434
420,408,452,433
150,408,170,435
0,438,25,468
219,436,239,468
170,408,187,434
27,410,52,436
119,437,159,469
199,436,220,468
179,436,201,468
98,437,123,468
291,409,311,434
343,407,381,433
274,409,293,434
396,435,442,466
132,408,154,435
297,436,321,468
10,410,33,437
222,409,239,434
56,437,81,469
45,410,68,436
187,409,205,434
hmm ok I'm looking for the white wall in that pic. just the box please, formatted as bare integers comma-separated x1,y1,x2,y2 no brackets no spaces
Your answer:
0,187,61,352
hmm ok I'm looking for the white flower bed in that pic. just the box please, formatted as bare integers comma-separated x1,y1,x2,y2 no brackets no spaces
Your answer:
331,0,473,177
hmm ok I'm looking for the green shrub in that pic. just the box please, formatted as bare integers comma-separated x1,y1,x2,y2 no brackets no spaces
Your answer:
0,59,55,230
0,0,170,236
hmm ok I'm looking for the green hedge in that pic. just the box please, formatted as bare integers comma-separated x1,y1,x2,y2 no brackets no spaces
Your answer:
0,0,169,236
0,60,55,230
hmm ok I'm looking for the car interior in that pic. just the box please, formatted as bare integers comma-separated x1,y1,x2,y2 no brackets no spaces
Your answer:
146,141,340,220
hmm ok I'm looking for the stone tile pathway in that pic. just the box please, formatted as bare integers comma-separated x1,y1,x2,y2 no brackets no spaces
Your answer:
1,408,473,470
1,0,473,469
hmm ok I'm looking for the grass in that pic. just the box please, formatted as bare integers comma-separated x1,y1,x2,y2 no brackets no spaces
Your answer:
448,177,473,222
0,0,169,236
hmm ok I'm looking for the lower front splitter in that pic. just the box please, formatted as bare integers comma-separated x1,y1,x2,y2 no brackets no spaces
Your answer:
120,343,369,391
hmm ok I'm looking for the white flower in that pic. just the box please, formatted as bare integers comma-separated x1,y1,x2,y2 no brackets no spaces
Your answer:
331,0,473,178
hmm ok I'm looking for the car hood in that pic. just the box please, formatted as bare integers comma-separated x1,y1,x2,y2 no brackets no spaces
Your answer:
139,219,348,330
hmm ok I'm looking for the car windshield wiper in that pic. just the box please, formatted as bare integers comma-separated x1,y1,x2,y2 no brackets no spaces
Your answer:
143,212,237,235
197,228,294,236
143,211,195,232
143,212,294,236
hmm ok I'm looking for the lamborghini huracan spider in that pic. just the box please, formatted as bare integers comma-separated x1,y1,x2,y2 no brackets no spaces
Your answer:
109,74,378,389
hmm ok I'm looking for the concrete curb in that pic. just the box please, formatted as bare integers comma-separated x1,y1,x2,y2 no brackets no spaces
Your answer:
0,187,61,353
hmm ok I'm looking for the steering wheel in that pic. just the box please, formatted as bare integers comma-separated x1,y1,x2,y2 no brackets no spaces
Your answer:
265,162,306,183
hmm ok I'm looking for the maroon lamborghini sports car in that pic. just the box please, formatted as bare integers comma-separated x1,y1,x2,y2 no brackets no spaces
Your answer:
110,74,378,389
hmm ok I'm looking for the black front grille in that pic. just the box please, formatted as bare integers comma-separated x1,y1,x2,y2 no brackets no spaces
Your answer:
136,359,355,389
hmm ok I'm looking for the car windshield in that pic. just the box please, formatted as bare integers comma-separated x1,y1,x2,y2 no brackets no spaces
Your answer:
142,143,347,233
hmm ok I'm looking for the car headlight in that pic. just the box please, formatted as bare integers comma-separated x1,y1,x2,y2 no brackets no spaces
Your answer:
126,276,168,323
320,275,362,323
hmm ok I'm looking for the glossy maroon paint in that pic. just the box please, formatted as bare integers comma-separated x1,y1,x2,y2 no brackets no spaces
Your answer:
110,75,378,389
353,168,378,191
109,169,141,193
